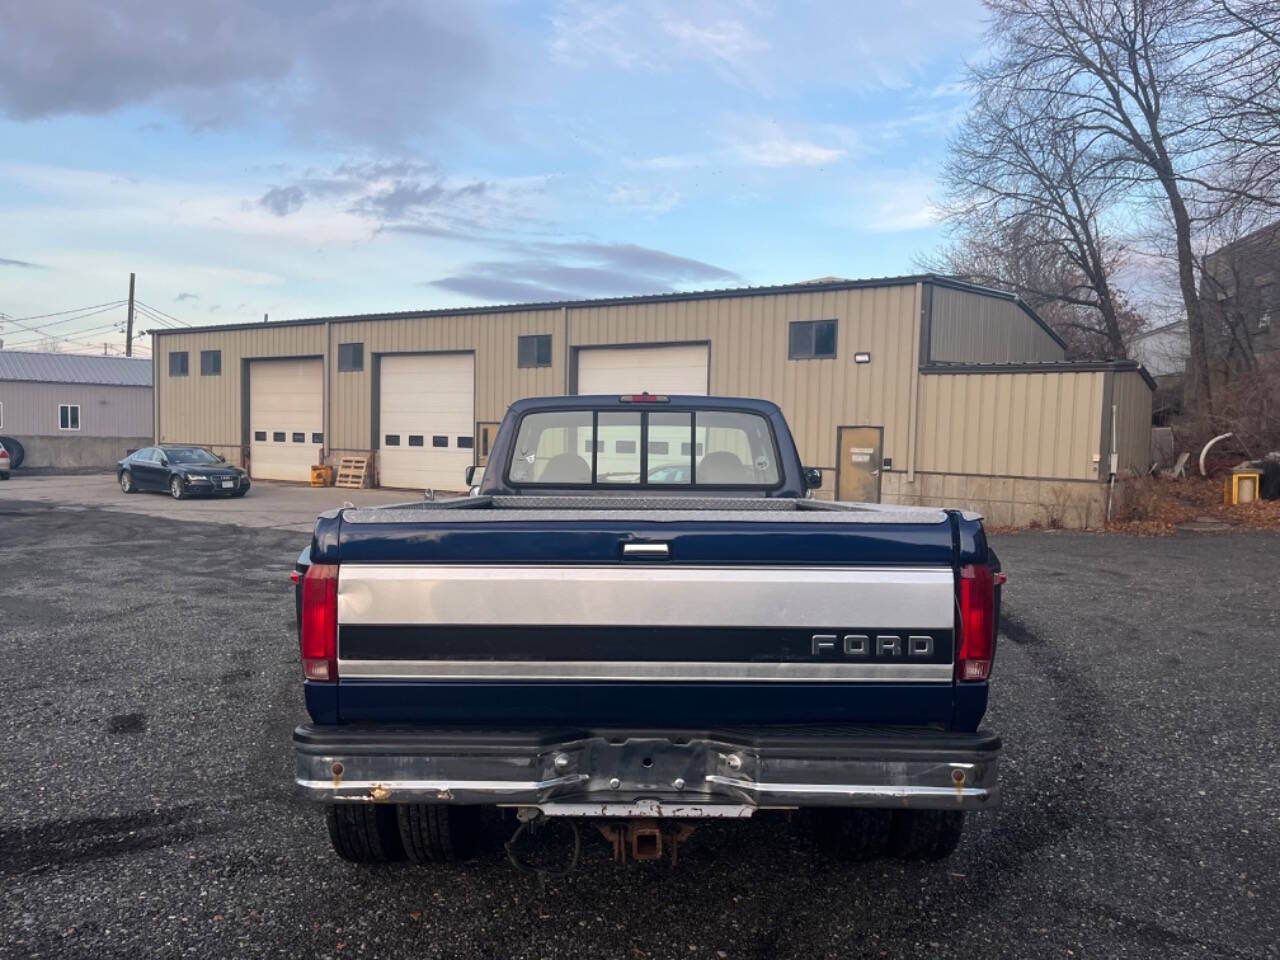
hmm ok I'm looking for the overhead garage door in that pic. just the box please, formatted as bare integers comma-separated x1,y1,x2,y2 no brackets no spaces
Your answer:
379,353,474,491
576,344,709,396
249,359,322,482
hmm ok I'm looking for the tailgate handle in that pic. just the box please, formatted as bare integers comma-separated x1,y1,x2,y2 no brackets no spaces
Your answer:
622,542,670,560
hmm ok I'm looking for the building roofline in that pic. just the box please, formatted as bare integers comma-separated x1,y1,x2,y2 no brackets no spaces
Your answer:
147,273,1059,338
922,359,1156,391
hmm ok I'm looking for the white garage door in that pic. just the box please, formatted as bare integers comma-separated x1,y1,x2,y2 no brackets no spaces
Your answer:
576,344,709,396
249,359,323,482
379,353,474,491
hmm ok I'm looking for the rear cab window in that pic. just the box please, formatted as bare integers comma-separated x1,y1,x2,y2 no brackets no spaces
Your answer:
507,405,781,488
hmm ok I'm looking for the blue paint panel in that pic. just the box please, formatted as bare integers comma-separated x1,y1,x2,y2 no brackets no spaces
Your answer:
304,681,339,724
334,681,955,727
951,682,988,731
330,520,956,567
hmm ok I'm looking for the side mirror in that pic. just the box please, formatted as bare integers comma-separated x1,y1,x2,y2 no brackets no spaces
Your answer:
803,467,823,490
216,454,226,462
464,465,476,487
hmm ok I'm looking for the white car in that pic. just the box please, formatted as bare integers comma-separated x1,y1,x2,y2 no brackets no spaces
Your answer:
0,440,10,480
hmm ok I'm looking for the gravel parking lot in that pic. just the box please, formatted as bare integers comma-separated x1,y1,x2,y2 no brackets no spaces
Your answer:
1,494,1277,959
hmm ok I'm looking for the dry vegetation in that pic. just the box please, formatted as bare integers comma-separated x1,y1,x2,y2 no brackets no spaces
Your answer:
1106,473,1280,534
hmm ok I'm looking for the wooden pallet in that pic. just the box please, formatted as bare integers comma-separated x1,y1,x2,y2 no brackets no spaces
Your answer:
334,455,370,489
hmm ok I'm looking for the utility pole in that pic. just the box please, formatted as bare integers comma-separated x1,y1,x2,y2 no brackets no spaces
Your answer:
125,272,136,357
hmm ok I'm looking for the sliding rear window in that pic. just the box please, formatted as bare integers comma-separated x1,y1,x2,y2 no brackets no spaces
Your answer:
507,408,781,488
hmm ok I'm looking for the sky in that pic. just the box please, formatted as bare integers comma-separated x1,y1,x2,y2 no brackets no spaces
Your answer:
0,0,988,356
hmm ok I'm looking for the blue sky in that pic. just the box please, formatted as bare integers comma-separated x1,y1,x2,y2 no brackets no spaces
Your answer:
0,0,987,355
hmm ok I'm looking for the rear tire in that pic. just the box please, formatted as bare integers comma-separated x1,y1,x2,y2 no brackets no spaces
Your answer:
397,804,481,863
888,810,965,861
169,476,184,500
325,804,405,863
811,808,894,861
0,437,24,469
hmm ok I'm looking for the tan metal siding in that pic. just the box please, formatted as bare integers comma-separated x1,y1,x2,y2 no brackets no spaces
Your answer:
327,308,564,453
0,381,152,436
568,284,920,472
929,287,1065,363
916,371,1105,480
154,325,326,462
1110,370,1154,473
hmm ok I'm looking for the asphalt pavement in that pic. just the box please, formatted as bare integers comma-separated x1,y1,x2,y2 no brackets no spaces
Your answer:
1,497,1276,959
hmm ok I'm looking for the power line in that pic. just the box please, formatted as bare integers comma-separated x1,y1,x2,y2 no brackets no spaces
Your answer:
0,300,128,324
5,321,127,350
135,300,192,327
0,302,128,338
132,302,183,328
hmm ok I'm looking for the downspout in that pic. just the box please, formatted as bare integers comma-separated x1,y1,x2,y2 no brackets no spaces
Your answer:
152,334,160,443
322,319,332,465
906,282,927,484
562,305,570,394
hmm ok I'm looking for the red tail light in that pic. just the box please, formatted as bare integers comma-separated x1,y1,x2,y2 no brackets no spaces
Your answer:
957,563,995,681
300,564,339,682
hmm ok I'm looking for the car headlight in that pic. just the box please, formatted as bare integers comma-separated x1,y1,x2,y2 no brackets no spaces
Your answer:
186,474,208,481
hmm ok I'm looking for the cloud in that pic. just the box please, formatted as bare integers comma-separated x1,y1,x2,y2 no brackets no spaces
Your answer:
426,241,740,304
259,185,306,217
733,138,844,169
0,256,44,269
0,1,503,146
174,292,199,302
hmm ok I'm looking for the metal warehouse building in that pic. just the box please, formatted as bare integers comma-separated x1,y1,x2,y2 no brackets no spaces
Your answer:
0,351,153,469
149,275,1153,528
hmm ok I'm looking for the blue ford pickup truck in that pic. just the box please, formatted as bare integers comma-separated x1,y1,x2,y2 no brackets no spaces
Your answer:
293,395,1002,868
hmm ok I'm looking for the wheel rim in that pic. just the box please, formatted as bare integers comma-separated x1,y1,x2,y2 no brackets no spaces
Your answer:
121,473,130,492
171,478,181,498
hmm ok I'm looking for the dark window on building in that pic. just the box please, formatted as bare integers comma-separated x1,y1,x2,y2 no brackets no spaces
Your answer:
59,404,81,430
457,435,473,449
615,440,637,454
384,434,400,446
788,318,837,359
292,432,305,443
408,435,424,447
337,342,364,372
273,431,286,442
169,351,189,376
254,431,267,442
518,334,553,368
312,432,323,444
433,435,448,447
200,350,221,376
584,439,603,453
681,442,705,456
648,441,670,455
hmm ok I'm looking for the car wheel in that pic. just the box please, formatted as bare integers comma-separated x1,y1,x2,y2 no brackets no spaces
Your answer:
325,805,405,863
397,804,481,863
0,436,24,469
169,476,185,500
119,470,136,494
0,472,8,481
888,810,965,861
810,808,893,861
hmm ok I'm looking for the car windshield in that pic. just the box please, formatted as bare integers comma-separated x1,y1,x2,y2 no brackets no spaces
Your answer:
165,447,219,464
508,407,780,487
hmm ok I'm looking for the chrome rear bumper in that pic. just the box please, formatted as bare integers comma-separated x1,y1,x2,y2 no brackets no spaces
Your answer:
294,725,1000,813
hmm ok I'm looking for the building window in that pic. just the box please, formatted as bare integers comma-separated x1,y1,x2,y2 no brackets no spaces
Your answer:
338,342,364,372
408,435,424,447
292,432,305,443
680,442,704,456
788,318,837,359
457,435,473,449
273,431,286,442
254,431,267,442
648,441,668,455
384,434,400,446
169,351,189,376
200,350,221,376
59,404,81,431
312,432,324,444
0,401,3,428
518,334,552,368
433,435,448,447
584,439,603,453
615,440,637,454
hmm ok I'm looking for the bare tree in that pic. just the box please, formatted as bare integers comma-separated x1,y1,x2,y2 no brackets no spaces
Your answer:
932,66,1135,358
981,0,1221,407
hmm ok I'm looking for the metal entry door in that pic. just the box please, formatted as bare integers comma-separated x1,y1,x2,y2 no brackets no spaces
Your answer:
836,426,883,503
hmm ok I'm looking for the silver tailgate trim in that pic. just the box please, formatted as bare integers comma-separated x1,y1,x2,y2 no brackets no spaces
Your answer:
337,564,954,629
336,659,955,682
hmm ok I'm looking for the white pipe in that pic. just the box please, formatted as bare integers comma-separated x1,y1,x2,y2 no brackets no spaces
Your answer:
1199,433,1233,476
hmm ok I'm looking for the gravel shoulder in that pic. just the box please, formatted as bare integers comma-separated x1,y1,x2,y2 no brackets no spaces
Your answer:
1,500,1276,959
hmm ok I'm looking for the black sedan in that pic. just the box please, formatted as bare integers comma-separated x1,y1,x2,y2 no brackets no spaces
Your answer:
117,445,250,500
